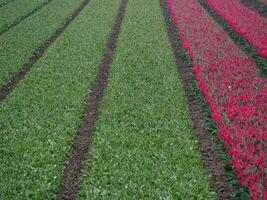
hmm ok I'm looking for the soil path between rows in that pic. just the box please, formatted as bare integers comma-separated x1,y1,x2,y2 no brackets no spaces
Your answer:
160,0,235,199
0,0,92,103
57,0,128,199
0,0,56,35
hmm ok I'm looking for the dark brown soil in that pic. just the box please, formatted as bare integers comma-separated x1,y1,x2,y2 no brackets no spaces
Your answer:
0,0,56,35
57,0,128,199
0,0,92,103
160,0,235,199
239,0,267,17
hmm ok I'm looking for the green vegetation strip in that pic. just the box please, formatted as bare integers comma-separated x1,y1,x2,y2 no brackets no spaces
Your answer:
0,0,120,198
79,0,216,199
199,0,267,77
0,0,10,4
0,0,52,33
0,0,14,8
0,0,85,91
0,0,10,3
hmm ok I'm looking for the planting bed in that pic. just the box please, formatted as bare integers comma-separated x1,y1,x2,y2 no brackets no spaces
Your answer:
79,0,215,199
205,0,267,59
0,0,85,94
160,0,234,198
0,0,54,34
58,0,127,198
0,0,266,199
0,0,91,102
199,0,267,78
0,0,121,198
167,0,266,198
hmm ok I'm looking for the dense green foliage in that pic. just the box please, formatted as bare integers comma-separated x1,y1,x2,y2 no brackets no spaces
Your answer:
0,0,120,198
0,0,84,90
79,0,216,199
0,0,49,32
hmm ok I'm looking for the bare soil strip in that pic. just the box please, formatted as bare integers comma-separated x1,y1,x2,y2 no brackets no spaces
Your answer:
0,0,15,8
160,0,234,199
239,0,267,17
57,0,128,199
0,0,91,103
0,0,55,35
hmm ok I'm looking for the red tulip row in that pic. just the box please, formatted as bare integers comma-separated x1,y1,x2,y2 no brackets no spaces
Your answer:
206,0,267,59
166,0,267,198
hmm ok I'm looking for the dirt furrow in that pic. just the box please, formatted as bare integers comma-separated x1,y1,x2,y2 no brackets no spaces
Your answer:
160,0,234,199
0,0,91,103
57,0,128,199
0,0,56,35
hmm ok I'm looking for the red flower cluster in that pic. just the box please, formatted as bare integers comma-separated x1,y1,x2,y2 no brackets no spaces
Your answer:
167,0,267,198
206,0,267,59
258,0,267,4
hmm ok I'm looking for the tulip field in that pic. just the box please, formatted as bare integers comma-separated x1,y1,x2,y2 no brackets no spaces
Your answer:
206,0,267,59
0,0,266,199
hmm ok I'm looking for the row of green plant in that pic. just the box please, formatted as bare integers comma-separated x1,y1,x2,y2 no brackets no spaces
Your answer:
0,0,121,198
0,0,51,33
79,0,216,199
0,0,85,90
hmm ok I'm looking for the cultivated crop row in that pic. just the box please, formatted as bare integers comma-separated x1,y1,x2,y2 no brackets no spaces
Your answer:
0,0,121,198
0,0,85,91
161,0,234,198
79,0,215,198
1,0,266,198
58,0,128,198
206,0,267,59
167,0,266,198
0,0,54,34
